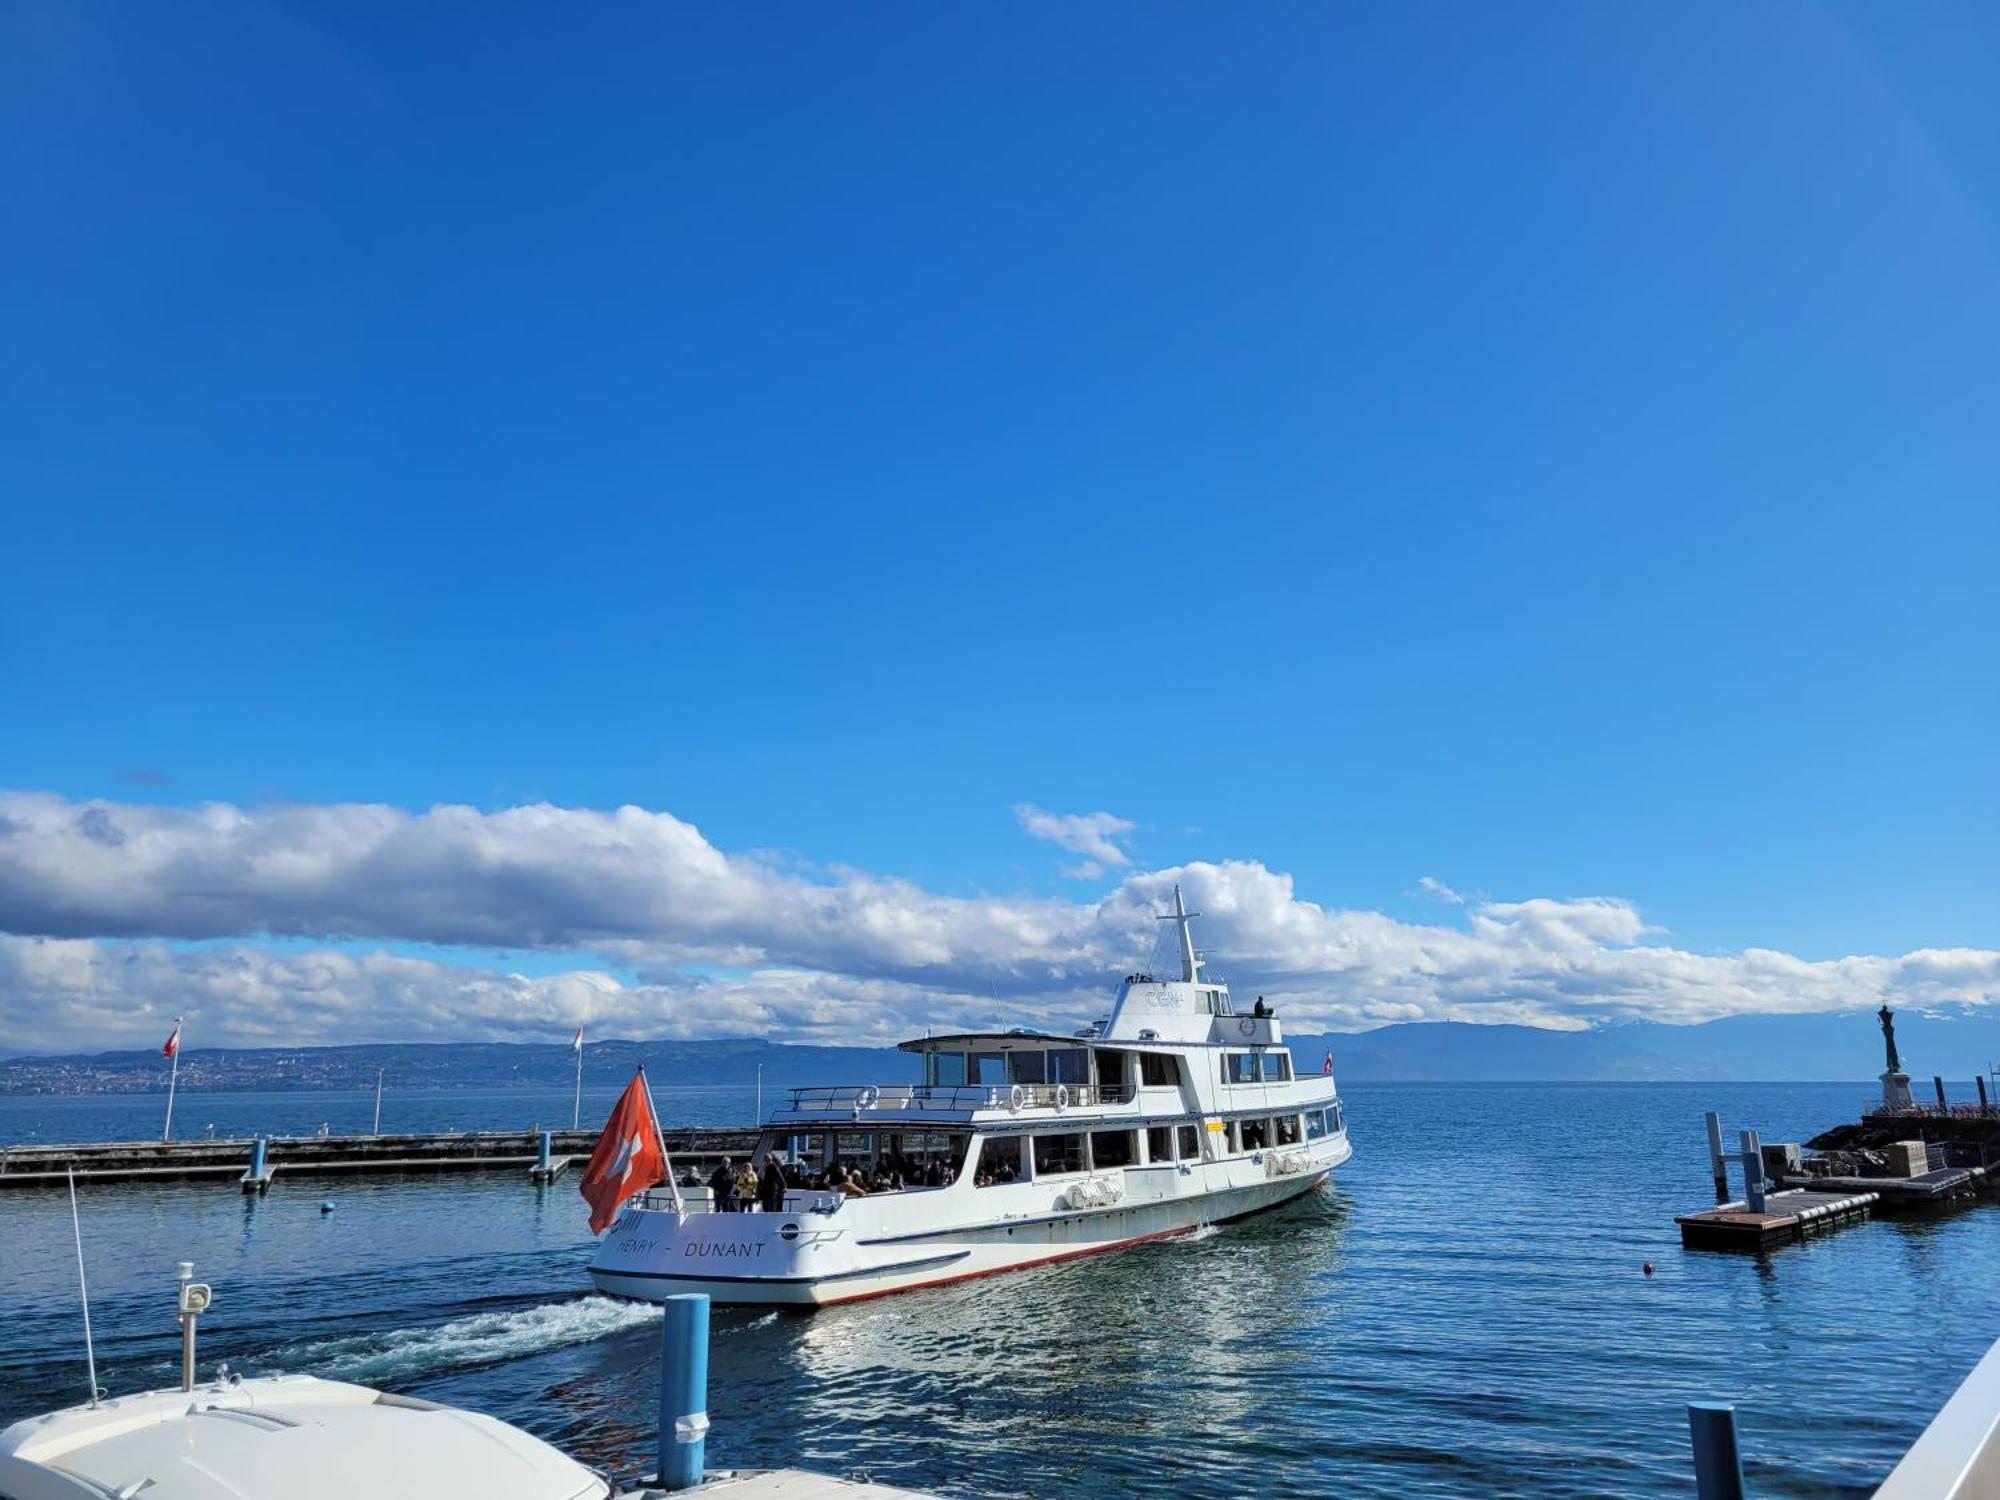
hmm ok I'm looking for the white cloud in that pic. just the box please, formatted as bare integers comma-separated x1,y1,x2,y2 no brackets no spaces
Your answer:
1013,804,1135,874
0,792,1996,1053
1417,875,1466,904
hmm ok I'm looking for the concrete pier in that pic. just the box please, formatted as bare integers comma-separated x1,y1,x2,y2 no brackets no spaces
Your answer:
0,1125,761,1191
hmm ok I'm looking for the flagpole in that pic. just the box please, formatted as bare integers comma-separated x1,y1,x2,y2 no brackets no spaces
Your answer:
162,1018,182,1143
637,1064,683,1213
373,1068,384,1134
572,1037,583,1131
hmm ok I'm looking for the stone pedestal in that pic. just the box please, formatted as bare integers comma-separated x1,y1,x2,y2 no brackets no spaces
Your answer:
1881,1069,1915,1112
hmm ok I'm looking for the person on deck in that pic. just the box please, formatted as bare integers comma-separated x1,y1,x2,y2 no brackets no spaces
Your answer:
841,1166,871,1197
709,1158,738,1212
736,1161,760,1210
760,1156,787,1213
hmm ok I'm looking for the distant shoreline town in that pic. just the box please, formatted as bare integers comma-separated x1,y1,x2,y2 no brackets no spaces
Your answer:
2,1009,1985,1091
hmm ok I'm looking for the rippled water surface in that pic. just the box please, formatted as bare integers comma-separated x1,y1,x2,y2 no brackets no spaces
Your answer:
2,1081,1994,1497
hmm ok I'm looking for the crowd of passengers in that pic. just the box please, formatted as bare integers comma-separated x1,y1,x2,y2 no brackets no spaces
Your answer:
687,1148,1018,1211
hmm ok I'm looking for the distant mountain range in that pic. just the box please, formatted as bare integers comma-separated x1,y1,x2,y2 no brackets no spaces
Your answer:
6,1008,1998,1094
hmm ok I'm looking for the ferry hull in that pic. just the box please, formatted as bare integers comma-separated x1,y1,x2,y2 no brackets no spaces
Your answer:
589,1139,1350,1307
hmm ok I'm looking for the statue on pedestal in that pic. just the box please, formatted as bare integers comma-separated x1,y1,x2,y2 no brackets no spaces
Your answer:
1877,1004,1914,1112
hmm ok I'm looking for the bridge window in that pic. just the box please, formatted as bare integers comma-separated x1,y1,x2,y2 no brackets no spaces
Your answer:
1305,1109,1327,1140
1089,1130,1136,1169
1049,1049,1090,1086
1225,1053,1257,1084
1139,1054,1181,1088
1177,1123,1200,1158
970,1051,1007,1086
1008,1050,1048,1085
1260,1054,1293,1083
1146,1125,1174,1162
1033,1133,1086,1176
930,1052,966,1087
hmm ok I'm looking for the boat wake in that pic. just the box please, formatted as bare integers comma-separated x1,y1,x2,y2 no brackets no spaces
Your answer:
268,1296,660,1384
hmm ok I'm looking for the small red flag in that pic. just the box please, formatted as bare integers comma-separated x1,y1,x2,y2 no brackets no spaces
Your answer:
162,1024,181,1059
1321,1050,1333,1077
578,1070,665,1233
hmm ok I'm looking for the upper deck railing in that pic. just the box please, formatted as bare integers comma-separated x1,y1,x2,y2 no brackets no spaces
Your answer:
779,1082,1129,1115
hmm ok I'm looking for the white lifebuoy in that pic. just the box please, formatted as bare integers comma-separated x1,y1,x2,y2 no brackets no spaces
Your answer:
856,1086,879,1110
1054,1084,1069,1112
1009,1084,1026,1114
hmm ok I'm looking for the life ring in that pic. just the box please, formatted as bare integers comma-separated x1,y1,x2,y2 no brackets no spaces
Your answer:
856,1086,879,1110
1009,1084,1026,1114
1054,1084,1069,1112
1238,1018,1255,1036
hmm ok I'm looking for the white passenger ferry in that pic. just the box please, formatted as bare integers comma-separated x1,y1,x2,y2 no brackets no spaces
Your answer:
588,888,1351,1306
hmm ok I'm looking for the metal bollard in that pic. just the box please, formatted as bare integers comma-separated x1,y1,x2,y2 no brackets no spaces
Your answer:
1739,1129,1765,1213
537,1130,552,1173
659,1294,710,1491
1688,1402,1745,1499
1704,1112,1728,1202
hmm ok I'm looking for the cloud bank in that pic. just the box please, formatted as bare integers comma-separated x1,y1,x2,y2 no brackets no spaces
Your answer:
0,792,1995,1054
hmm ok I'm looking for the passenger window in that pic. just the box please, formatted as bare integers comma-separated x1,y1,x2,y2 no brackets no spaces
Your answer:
1049,1049,1091,1086
1305,1109,1327,1140
970,1052,1007,1085
1177,1124,1200,1158
1033,1133,1086,1175
934,1052,966,1086
1090,1130,1136,1169
1276,1114,1301,1145
976,1136,1026,1186
1139,1054,1179,1087
1226,1054,1256,1084
1146,1125,1173,1162
1009,1050,1048,1085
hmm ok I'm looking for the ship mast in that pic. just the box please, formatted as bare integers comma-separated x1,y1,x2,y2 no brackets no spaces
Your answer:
1156,883,1201,983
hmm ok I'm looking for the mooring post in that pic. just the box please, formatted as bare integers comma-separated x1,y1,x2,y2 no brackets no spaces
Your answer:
1688,1402,1746,1500
537,1129,551,1174
1935,1076,1948,1112
1739,1129,1765,1213
658,1293,710,1491
1704,1112,1728,1201
240,1135,270,1195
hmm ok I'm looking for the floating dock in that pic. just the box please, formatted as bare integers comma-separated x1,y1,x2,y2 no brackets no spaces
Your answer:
0,1126,762,1191
1677,1186,1880,1250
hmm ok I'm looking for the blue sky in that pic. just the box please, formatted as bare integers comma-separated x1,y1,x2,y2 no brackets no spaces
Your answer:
1,4,1997,1050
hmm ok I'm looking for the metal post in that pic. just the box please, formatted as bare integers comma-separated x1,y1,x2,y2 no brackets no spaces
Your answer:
1739,1129,1766,1214
373,1069,384,1134
1688,1402,1745,1500
251,1135,267,1181
1704,1112,1728,1201
658,1293,710,1491
1935,1076,1948,1112
1978,1076,1990,1117
756,1064,763,1126
176,1262,196,1392
538,1130,552,1175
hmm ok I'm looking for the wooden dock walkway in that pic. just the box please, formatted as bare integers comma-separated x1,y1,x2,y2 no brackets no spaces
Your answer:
0,1126,763,1190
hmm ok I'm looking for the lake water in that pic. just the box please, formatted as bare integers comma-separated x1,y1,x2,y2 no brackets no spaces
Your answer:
1,1081,1993,1497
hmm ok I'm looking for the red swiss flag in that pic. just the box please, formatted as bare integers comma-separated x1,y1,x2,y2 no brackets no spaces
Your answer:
578,1070,666,1233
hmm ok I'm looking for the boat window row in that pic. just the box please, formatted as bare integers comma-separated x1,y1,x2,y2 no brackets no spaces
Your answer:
746,1103,1345,1197
926,1047,1092,1088
1223,1051,1294,1084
